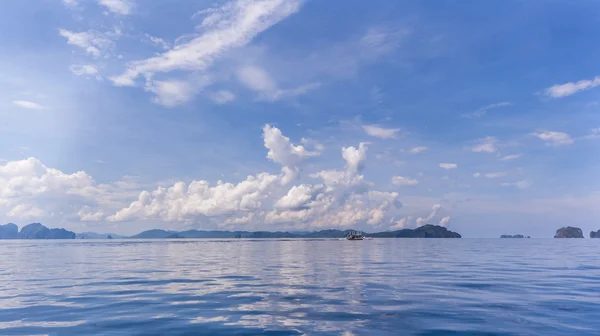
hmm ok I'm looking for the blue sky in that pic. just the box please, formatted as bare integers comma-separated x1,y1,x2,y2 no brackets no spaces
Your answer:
1,0,599,237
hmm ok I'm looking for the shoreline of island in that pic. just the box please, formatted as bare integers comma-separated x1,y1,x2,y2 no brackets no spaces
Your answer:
2,222,599,239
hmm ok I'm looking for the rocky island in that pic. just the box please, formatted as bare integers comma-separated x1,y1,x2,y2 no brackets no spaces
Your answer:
0,223,76,239
590,230,600,238
0,223,19,239
500,234,530,238
368,224,461,238
554,227,584,238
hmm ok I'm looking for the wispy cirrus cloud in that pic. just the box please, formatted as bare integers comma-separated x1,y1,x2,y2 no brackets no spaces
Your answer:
544,76,600,98
500,154,522,161
470,136,498,153
363,125,401,139
110,0,303,87
463,102,511,118
391,176,419,186
12,100,48,110
410,146,428,154
59,29,113,57
98,0,135,15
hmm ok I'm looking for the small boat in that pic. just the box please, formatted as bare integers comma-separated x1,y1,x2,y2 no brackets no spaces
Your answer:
346,230,364,240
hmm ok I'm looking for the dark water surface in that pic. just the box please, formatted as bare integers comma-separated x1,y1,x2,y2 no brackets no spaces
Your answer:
1,239,599,335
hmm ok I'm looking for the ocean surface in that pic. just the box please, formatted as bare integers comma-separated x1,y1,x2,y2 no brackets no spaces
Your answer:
1,239,599,335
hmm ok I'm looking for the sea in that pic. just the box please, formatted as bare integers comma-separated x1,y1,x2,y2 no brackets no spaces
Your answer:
0,239,599,335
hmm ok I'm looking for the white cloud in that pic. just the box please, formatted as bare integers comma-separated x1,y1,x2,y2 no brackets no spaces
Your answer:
62,0,79,7
582,128,600,140
98,0,135,15
0,157,122,224
391,176,419,186
544,76,600,98
471,136,498,153
439,163,457,169
274,184,324,210
12,100,48,110
342,143,368,175
463,102,511,118
501,180,531,189
410,146,428,154
236,65,319,101
484,172,508,179
69,64,98,76
500,154,522,161
145,77,211,107
532,131,574,146
109,126,401,229
473,172,481,178
362,125,401,139
78,207,105,221
439,216,450,227
416,204,441,226
208,90,236,104
263,124,321,184
110,0,302,86
59,29,112,56
146,34,170,50
390,216,410,230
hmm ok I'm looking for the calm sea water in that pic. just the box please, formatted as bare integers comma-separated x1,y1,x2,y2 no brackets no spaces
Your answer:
1,239,599,335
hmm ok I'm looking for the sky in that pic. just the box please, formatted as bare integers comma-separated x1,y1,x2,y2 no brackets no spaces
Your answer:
1,0,599,237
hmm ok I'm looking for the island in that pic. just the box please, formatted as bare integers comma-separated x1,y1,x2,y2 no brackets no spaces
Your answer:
368,224,461,238
554,226,584,238
590,230,600,238
500,234,530,238
128,224,461,239
0,223,19,239
1,223,462,239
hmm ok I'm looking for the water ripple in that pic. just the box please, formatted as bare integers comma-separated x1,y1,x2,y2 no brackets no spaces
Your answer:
0,239,599,335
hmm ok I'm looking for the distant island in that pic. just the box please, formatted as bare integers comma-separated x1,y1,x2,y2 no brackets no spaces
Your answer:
590,230,600,238
554,227,584,238
500,234,530,238
0,223,460,239
0,223,75,239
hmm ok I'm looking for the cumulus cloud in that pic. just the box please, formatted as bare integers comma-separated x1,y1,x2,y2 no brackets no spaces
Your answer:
98,0,135,15
263,124,321,183
12,100,48,110
362,125,401,139
0,158,99,222
110,0,302,87
416,204,441,226
410,146,428,153
463,102,511,118
471,136,498,153
342,142,368,174
439,216,450,227
544,76,600,98
532,131,574,146
391,176,419,186
109,126,401,229
439,163,457,169
145,77,211,107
